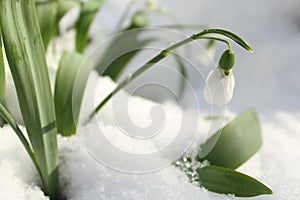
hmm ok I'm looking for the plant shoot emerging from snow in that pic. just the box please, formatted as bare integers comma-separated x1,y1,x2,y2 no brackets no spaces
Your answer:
0,0,271,199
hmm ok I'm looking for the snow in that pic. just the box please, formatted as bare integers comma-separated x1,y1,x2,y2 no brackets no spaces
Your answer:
1,73,300,199
1,0,300,199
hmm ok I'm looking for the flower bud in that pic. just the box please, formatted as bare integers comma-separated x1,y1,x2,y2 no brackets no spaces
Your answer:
218,49,235,71
129,11,149,29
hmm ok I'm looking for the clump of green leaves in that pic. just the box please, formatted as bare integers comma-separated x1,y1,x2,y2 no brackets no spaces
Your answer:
176,109,272,197
0,0,58,197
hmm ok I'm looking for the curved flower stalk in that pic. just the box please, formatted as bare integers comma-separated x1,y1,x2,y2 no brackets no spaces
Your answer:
203,49,236,105
203,67,235,105
88,29,252,122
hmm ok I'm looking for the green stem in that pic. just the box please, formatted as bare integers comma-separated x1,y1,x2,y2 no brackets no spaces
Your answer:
86,28,252,123
0,102,42,178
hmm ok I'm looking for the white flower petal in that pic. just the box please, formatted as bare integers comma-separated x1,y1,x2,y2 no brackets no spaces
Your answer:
203,68,235,105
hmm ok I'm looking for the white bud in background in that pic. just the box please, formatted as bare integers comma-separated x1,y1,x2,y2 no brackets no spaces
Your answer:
203,67,235,105
145,0,158,11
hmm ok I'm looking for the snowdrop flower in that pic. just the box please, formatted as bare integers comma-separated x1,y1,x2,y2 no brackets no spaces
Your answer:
203,49,235,105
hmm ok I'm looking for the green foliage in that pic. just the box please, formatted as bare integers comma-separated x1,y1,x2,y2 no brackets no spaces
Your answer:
95,31,154,80
0,102,41,176
0,33,5,105
36,1,59,49
36,0,79,50
57,1,78,20
75,0,104,52
54,51,93,136
197,165,272,197
0,33,5,126
0,0,58,197
199,108,262,169
95,10,151,80
176,109,271,197
192,29,253,52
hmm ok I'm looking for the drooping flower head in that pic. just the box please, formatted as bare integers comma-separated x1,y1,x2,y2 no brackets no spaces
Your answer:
203,49,235,105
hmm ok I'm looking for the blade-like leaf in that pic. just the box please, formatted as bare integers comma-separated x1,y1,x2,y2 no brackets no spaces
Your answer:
0,33,5,104
96,36,154,80
0,33,6,126
96,12,150,80
0,0,58,197
36,1,59,49
54,51,93,136
57,1,78,20
197,165,272,197
0,102,41,176
75,0,104,52
36,0,80,49
199,108,262,169
192,29,253,52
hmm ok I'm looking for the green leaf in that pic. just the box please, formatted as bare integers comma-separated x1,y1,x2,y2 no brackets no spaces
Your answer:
0,33,6,126
36,0,80,49
0,0,58,197
199,108,262,169
192,29,253,52
75,0,104,52
0,33,5,103
54,51,93,136
36,1,59,49
95,11,151,80
57,1,79,20
197,165,272,197
95,33,154,80
0,101,41,177
101,46,150,80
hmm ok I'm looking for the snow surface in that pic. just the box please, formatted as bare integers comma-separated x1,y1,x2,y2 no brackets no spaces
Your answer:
1,72,299,199
1,0,300,199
